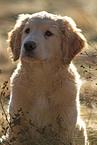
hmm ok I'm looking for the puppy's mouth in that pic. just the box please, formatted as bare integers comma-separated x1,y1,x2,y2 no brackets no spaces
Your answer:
22,51,48,62
26,52,35,57
24,51,37,59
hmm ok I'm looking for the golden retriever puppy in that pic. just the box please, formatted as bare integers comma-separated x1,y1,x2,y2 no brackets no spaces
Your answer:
7,11,87,144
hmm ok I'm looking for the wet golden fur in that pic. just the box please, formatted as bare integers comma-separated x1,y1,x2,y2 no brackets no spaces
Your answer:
7,11,88,144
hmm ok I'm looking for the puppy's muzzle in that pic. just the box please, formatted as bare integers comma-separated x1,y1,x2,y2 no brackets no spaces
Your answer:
24,41,36,52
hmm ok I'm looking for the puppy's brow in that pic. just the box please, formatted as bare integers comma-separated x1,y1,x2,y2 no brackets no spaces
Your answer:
52,24,58,28
26,21,29,25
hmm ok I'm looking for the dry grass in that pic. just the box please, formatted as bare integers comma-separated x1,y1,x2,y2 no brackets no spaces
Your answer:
0,0,97,144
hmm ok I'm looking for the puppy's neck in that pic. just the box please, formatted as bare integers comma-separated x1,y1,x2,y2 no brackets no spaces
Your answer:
20,57,67,75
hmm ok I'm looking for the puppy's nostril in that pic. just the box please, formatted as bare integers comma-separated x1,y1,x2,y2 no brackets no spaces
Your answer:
24,41,36,52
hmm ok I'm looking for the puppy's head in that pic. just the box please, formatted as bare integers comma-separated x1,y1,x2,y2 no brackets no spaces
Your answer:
8,11,86,64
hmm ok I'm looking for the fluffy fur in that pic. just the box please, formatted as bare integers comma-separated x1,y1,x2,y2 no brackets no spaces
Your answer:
7,11,88,144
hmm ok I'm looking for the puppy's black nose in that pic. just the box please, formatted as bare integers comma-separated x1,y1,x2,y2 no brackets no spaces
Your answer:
24,41,36,52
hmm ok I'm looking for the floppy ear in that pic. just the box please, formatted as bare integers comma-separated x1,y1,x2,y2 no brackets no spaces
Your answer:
8,14,30,61
60,16,86,64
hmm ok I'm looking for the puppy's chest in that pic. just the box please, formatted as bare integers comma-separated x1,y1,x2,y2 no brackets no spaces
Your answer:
16,70,61,107
25,74,60,101
20,68,61,93
23,73,64,123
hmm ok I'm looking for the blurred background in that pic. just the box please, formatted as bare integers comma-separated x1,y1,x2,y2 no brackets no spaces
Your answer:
0,0,97,144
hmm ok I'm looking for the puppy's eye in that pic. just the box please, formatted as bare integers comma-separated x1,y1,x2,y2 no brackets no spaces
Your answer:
25,28,30,34
45,31,53,37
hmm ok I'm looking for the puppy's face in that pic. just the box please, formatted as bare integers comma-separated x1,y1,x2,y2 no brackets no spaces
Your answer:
8,11,86,64
21,18,62,61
